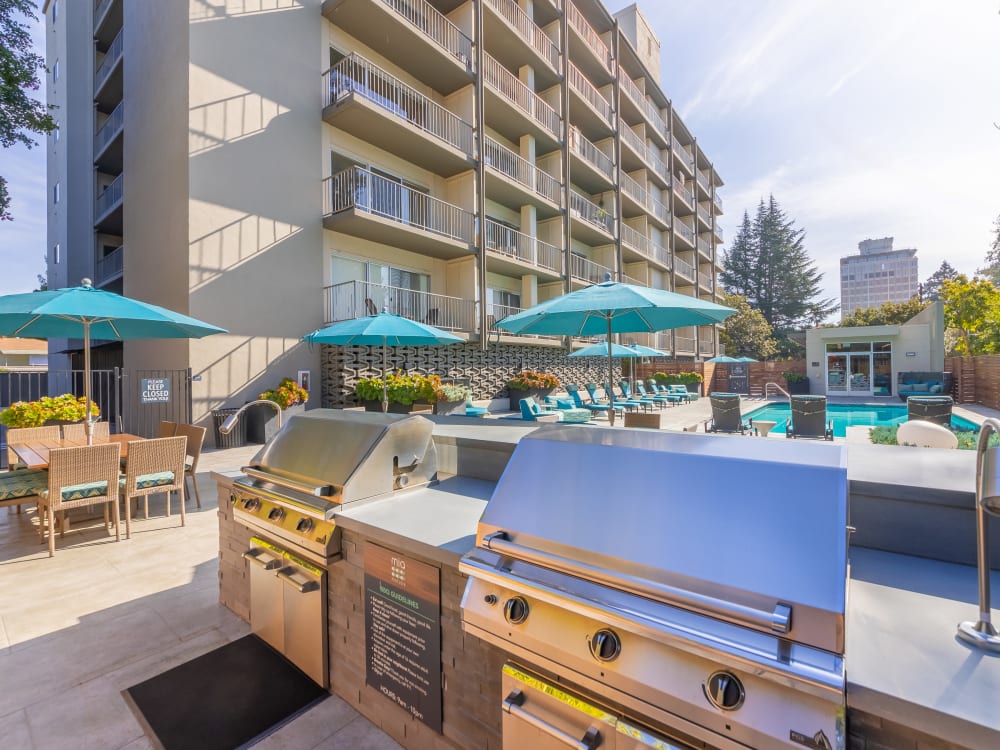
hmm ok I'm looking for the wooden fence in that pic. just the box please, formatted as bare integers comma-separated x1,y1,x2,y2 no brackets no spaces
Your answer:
635,360,807,396
946,355,1000,409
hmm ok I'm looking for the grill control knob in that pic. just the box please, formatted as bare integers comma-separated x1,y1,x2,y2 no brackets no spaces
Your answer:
704,671,745,711
243,497,261,512
589,629,621,662
503,597,529,625
296,518,314,534
484,594,498,605
267,507,285,522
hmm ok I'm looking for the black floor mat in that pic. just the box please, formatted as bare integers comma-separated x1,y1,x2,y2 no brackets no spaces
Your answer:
125,635,327,750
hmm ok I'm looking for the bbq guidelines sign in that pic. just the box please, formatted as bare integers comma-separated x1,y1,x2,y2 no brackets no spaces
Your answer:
140,378,171,404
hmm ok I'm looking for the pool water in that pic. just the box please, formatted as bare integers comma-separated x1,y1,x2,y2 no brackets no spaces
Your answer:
742,403,978,439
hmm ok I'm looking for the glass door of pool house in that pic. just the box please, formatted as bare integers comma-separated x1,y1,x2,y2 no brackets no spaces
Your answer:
826,343,874,395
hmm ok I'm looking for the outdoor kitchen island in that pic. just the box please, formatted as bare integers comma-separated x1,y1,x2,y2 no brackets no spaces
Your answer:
212,411,1000,750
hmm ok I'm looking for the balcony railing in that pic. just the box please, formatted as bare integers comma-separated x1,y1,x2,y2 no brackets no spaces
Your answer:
484,136,561,204
714,222,724,241
485,219,562,273
569,62,612,126
325,279,475,330
570,190,613,234
713,192,723,211
673,181,694,207
568,0,613,72
672,135,695,168
95,28,123,89
621,127,667,178
698,338,716,356
483,54,561,138
569,127,613,180
697,237,712,257
649,196,670,227
675,335,695,352
324,55,474,157
379,0,473,71
697,171,710,191
699,271,714,291
620,172,647,206
698,208,713,227
95,174,123,219
485,0,559,71
675,221,695,244
620,224,648,255
618,68,666,135
674,255,694,281
622,273,645,287
94,0,115,29
571,254,613,284
94,101,123,155
323,167,475,244
95,245,123,285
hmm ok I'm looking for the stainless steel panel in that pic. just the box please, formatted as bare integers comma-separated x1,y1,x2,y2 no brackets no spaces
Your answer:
246,544,284,652
280,562,328,688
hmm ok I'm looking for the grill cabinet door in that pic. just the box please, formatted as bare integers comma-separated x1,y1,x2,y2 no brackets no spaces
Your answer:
279,561,328,688
246,544,284,652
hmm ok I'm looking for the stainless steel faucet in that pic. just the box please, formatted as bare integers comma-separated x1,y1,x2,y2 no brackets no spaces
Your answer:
219,399,283,436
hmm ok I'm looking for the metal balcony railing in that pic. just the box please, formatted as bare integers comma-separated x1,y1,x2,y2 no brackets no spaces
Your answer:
484,136,561,204
568,0,613,72
325,279,475,330
622,273,645,287
699,271,714,291
697,171,710,191
649,197,671,227
484,219,562,273
570,254,613,284
484,0,559,71
620,224,648,255
621,127,667,178
651,240,671,269
714,222,724,242
697,238,712,257
483,54,561,138
675,335,696,352
674,255,694,281
698,208,713,227
569,127,614,179
95,28,123,89
323,55,474,157
713,192,723,211
570,190,613,234
672,135,695,168
378,0,473,71
94,101,123,155
698,338,716,356
94,0,115,29
618,68,666,135
95,174,123,219
569,62,612,126
323,167,475,245
674,181,694,207
620,172,647,206
95,245,123,284
675,221,695,244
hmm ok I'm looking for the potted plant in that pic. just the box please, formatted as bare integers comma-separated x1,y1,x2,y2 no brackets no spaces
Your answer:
507,370,560,407
246,378,309,443
354,372,439,413
0,394,100,428
434,382,473,416
782,371,810,395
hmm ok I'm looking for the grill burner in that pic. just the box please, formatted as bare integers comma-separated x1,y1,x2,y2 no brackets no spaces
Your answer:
460,426,849,750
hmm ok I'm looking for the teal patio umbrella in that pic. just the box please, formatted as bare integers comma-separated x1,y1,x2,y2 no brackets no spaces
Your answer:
706,355,741,364
302,312,463,412
497,280,733,424
735,356,758,363
0,278,227,441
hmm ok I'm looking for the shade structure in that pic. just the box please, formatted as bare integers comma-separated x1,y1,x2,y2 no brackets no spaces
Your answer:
706,355,742,364
568,342,647,358
0,279,227,441
627,343,670,358
735,356,759,363
496,281,734,424
302,312,464,412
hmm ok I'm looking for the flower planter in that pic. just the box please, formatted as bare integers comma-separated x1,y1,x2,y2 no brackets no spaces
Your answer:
434,399,468,416
246,402,304,443
361,400,434,414
785,379,810,395
507,388,554,408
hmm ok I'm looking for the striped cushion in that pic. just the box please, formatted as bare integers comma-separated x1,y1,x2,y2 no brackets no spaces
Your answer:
40,481,110,502
120,471,176,490
0,469,48,501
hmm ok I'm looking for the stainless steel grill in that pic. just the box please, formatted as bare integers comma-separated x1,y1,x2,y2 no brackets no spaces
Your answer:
460,426,848,750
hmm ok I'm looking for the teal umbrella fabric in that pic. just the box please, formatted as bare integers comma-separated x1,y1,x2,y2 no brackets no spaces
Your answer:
706,355,741,364
627,343,670,358
0,279,228,439
302,312,463,412
568,342,646,358
735,356,759,363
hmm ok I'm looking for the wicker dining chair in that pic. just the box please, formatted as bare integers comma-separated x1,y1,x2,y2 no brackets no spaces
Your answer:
6,425,61,470
120,435,188,536
36,442,122,557
61,421,110,441
174,423,206,508
158,420,178,438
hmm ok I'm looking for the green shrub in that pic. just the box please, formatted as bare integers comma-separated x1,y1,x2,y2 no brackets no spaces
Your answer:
507,370,560,390
355,372,471,405
0,394,100,428
782,371,808,383
258,378,309,409
869,424,999,450
652,371,702,386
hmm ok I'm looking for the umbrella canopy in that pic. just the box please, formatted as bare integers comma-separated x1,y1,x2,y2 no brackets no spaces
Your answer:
735,356,759,363
706,355,742,364
0,279,227,441
568,342,647,358
302,312,463,412
626,343,670,358
496,281,734,424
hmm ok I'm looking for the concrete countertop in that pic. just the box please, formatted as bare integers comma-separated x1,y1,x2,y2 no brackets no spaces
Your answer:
847,547,1000,747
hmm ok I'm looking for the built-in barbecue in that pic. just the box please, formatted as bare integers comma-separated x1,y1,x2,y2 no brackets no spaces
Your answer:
229,410,438,686
460,426,848,750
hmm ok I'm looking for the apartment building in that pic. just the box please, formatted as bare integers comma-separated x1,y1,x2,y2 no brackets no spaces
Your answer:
45,0,724,419
840,237,919,319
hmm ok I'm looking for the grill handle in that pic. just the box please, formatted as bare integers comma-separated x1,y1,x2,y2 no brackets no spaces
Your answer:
242,466,336,497
484,532,792,635
243,547,282,570
502,690,601,750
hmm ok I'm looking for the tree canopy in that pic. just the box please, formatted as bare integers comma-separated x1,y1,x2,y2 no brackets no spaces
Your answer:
720,195,837,331
980,214,1000,286
839,297,929,327
922,261,958,302
718,293,777,360
941,274,1000,355
1,0,54,221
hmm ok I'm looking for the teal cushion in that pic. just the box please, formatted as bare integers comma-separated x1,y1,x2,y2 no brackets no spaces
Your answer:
0,469,48,501
120,471,176,491
42,481,110,502
910,383,929,393
929,384,943,394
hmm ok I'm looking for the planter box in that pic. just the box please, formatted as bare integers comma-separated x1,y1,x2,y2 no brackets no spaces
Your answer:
246,403,304,443
785,379,810,395
361,400,434,414
434,400,468,416
507,388,554,409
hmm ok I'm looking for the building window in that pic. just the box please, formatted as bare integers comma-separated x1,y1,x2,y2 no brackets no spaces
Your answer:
53,244,60,264
53,60,59,82
53,182,60,204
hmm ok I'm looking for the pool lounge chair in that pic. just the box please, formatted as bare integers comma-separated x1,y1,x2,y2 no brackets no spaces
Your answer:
615,382,656,411
706,393,750,434
634,381,673,407
519,397,560,422
585,384,638,412
786,395,834,440
906,396,953,427
543,396,594,423
566,385,624,418
649,381,691,404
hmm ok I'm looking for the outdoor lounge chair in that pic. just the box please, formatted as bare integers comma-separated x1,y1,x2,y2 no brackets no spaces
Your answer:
613,383,655,411
706,393,750,434
566,384,624,418
906,396,953,427
585,384,638,412
647,381,689,404
786,395,834,440
519,397,561,422
634,381,673,406
543,397,593,423
664,383,694,403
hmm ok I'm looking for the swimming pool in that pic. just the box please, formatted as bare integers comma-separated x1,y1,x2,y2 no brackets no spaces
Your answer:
742,402,979,438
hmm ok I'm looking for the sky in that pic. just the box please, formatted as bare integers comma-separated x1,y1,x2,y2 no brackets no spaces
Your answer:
1,1,999,314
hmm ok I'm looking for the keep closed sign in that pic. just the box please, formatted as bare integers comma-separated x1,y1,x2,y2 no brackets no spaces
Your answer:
140,378,170,404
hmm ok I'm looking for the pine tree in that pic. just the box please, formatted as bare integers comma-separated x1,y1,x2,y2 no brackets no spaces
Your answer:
719,211,756,301
980,214,1000,286
921,261,958,302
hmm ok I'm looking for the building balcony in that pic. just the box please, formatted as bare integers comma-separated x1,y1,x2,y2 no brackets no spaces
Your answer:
697,237,713,263
95,174,123,234
94,0,122,45
673,220,696,250
94,28,123,109
674,254,695,284
567,0,614,80
484,137,561,216
570,254,614,286
483,0,560,84
713,191,724,214
322,56,474,177
618,68,668,147
698,271,714,293
94,245,124,287
674,335,696,354
569,190,614,244
672,135,695,175
483,54,561,149
485,219,562,279
619,173,647,216
620,126,669,187
568,62,614,136
697,207,713,231
626,331,672,354
325,279,475,331
322,168,475,260
672,180,694,213
322,0,473,93
698,337,716,357
568,127,614,193
696,169,711,199
620,225,670,271
714,221,724,242
94,101,124,174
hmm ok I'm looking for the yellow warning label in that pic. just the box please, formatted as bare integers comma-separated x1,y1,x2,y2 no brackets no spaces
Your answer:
502,664,617,726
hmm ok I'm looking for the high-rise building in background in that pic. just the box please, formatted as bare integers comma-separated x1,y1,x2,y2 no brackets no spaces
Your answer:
45,0,725,423
840,238,918,319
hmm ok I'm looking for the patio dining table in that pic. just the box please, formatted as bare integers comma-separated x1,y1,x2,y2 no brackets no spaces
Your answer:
9,433,145,470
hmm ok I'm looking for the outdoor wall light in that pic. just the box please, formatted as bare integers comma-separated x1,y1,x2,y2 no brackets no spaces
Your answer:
957,417,1000,652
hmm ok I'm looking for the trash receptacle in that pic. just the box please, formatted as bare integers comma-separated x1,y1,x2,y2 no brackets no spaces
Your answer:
212,408,246,448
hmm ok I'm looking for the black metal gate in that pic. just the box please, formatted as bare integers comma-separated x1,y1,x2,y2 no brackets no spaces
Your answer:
0,368,191,468
726,363,749,395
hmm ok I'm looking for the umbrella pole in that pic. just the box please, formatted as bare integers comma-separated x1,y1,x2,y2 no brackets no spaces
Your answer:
84,320,93,445
381,340,388,413
606,316,615,426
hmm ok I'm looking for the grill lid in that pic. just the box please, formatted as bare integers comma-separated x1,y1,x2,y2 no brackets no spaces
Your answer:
472,426,848,652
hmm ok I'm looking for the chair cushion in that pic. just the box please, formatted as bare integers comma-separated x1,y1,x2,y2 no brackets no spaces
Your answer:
0,469,48,501
909,383,929,393
40,481,110,502
120,471,176,491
